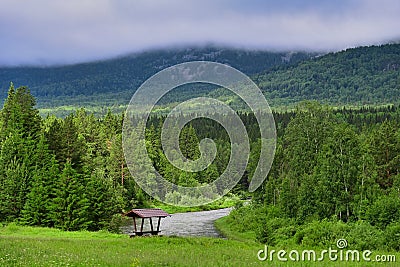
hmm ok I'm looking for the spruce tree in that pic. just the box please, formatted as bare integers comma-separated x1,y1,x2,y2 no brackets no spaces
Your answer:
0,83,41,221
21,135,60,227
179,125,200,161
46,115,84,170
0,83,41,140
85,169,124,231
51,163,90,231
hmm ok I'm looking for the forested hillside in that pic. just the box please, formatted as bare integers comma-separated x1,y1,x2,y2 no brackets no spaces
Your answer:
0,47,311,114
256,43,400,106
1,44,399,116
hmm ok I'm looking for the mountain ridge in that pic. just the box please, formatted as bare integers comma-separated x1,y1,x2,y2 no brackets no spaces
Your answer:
255,43,400,106
1,44,399,116
0,47,312,108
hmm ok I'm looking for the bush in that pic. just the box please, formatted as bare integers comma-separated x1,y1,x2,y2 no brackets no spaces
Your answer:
346,221,384,250
366,194,400,229
227,204,267,233
273,222,298,247
294,219,350,248
107,214,126,233
257,217,296,246
293,220,386,250
383,222,400,251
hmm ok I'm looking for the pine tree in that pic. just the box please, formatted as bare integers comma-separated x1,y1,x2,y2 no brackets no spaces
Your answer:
51,163,90,231
0,158,29,221
179,125,200,161
107,133,130,186
46,115,84,170
0,111,37,221
85,169,124,231
21,135,60,227
0,83,41,140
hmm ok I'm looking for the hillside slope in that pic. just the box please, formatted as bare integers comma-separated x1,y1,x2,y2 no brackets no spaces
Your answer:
1,44,398,115
255,43,400,106
0,47,311,111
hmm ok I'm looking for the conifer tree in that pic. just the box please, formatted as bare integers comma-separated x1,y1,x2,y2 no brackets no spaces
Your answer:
21,135,60,227
51,163,90,231
0,83,41,140
85,169,124,230
179,125,200,161
0,83,41,221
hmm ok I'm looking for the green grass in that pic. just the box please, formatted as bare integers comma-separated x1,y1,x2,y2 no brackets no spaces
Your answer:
1,223,399,266
0,224,264,267
214,216,257,243
152,195,241,214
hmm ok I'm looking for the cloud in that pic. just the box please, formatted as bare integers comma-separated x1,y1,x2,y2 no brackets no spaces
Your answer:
0,0,399,65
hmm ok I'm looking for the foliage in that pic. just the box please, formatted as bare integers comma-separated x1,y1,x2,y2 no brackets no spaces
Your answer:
0,47,312,114
228,101,400,251
0,84,132,230
365,193,400,229
256,43,400,106
1,81,400,253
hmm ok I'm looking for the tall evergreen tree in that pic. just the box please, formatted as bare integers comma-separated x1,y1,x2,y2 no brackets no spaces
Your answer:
46,114,84,169
0,83,41,140
21,135,60,227
179,125,200,161
85,169,124,231
51,163,90,231
0,83,41,221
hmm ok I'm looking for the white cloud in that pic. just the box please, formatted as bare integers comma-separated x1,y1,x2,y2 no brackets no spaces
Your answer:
0,0,399,65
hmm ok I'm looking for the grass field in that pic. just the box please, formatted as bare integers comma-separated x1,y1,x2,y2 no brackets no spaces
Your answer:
153,195,240,214
1,222,399,266
0,223,263,267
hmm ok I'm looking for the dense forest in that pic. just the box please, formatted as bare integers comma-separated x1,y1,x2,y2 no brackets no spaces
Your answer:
227,102,400,251
256,43,400,106
1,44,399,117
1,82,400,249
0,84,129,231
0,47,311,113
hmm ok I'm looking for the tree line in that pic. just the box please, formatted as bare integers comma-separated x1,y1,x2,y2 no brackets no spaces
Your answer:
0,84,135,231
228,101,400,250
1,82,400,239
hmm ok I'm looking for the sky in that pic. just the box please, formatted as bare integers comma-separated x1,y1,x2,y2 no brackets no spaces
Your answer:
0,0,399,66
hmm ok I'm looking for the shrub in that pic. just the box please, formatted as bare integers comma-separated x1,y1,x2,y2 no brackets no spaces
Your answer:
383,222,400,251
107,214,126,233
257,217,296,246
366,194,400,229
227,204,267,233
294,219,350,248
346,221,384,250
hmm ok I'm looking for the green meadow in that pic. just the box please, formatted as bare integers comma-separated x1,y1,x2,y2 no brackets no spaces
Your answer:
1,222,398,266
0,223,262,267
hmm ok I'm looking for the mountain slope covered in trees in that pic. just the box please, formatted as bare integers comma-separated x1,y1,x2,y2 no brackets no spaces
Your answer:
0,47,311,113
256,43,400,106
0,44,399,115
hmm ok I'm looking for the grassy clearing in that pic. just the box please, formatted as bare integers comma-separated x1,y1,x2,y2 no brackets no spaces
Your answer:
0,224,264,267
214,216,257,243
153,195,240,214
1,223,399,266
